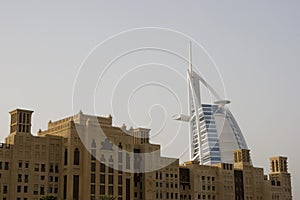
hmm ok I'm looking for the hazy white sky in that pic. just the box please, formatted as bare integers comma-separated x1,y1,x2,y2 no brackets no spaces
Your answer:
0,1,299,198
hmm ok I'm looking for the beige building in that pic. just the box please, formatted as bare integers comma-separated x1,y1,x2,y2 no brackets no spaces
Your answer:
0,109,293,200
179,149,292,200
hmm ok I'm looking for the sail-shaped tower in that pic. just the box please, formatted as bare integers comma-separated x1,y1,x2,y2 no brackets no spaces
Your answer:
173,42,248,165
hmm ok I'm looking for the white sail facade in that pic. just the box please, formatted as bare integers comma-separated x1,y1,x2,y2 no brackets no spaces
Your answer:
187,69,248,165
173,43,248,165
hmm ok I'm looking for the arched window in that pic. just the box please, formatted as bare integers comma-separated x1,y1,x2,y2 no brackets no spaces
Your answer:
74,148,80,165
91,139,96,148
109,155,114,162
100,154,106,162
118,142,123,149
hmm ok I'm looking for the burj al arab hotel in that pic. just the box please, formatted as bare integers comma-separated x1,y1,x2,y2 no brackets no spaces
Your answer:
173,43,248,165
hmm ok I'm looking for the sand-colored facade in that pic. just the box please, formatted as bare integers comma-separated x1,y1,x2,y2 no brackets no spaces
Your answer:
0,109,292,200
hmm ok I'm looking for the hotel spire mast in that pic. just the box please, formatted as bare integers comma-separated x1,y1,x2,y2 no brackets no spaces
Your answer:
189,41,193,78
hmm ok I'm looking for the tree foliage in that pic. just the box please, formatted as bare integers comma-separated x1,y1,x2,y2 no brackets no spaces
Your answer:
99,195,116,200
41,195,58,200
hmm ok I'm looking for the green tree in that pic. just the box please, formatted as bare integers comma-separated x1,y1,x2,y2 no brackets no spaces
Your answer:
41,195,58,200
99,195,116,200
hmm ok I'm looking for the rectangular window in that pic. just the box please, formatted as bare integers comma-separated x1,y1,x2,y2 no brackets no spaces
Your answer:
90,185,95,194
73,175,79,200
41,164,46,172
40,186,45,195
126,179,130,200
34,163,39,172
63,176,67,199
118,186,122,195
49,163,54,172
100,163,105,172
91,163,96,172
27,114,30,123
4,162,9,170
91,174,95,183
100,174,105,184
109,164,113,173
108,186,113,196
64,149,68,165
118,152,123,163
24,174,29,183
17,186,21,193
109,175,113,184
18,161,22,168
100,185,105,195
24,186,28,193
55,164,59,173
126,154,130,169
33,184,38,195
18,174,22,182
3,185,8,194
118,176,122,185
74,149,80,165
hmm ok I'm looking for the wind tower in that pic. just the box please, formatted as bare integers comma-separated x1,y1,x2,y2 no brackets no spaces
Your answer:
5,109,34,144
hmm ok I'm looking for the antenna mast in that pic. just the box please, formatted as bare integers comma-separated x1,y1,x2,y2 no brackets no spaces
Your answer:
189,41,193,77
